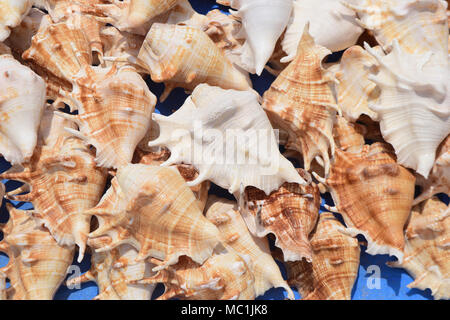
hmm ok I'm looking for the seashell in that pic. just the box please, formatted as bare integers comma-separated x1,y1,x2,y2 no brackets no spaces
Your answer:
137,23,251,101
243,169,320,262
135,252,256,300
333,116,365,153
389,197,449,300
262,25,338,174
334,45,381,122
281,0,364,63
85,164,222,270
227,0,293,75
414,135,450,205
315,142,415,261
0,109,108,261
42,0,109,22
364,41,450,178
286,212,360,300
204,195,294,299
0,204,74,300
56,65,156,168
0,0,32,41
67,243,156,300
0,54,46,165
343,0,449,68
148,84,306,195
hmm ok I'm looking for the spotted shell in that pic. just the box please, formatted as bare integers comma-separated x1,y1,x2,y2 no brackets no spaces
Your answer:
0,204,74,300
263,25,338,174
317,143,415,261
286,212,360,300
0,0,32,41
204,195,294,299
389,197,449,300
243,169,320,262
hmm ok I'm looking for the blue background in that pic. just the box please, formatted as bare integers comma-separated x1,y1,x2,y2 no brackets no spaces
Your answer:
0,0,447,300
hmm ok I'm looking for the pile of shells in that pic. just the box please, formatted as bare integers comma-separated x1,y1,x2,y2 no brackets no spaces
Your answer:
0,0,448,300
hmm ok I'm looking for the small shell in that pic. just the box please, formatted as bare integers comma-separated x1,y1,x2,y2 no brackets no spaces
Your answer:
0,0,32,41
148,84,306,195
333,116,365,153
321,142,415,261
389,197,449,300
67,243,156,300
0,54,46,165
137,23,251,101
137,253,256,300
414,135,450,205
0,204,74,300
86,164,222,270
0,109,108,262
204,195,294,299
281,0,364,63
263,25,338,174
286,212,360,300
227,0,293,75
243,169,320,262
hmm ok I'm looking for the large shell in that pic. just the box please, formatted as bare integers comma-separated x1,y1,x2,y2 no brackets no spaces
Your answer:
414,135,450,205
364,41,450,178
136,252,256,300
281,0,363,63
0,54,46,165
204,195,294,299
262,25,338,174
317,143,415,261
0,0,32,41
0,204,74,300
86,164,221,270
137,23,251,101
148,84,306,195
286,212,360,300
243,169,320,262
56,65,156,168
389,197,449,300
0,109,108,261
67,243,156,300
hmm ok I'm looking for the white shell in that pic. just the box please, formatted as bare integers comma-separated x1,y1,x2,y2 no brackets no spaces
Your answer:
0,0,32,41
281,0,363,63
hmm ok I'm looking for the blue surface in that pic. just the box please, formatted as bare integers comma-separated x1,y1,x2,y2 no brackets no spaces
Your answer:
0,0,447,300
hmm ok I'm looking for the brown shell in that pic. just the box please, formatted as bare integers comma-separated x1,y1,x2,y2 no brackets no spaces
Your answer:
0,110,108,261
333,116,365,153
0,204,74,300
389,197,449,299
243,169,320,262
322,142,415,261
286,212,360,300
262,25,338,174
136,253,256,300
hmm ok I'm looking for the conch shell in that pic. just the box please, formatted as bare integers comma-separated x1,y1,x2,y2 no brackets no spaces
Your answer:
0,0,32,41
135,253,256,300
316,143,415,261
243,169,320,262
0,54,46,165
137,23,251,101
389,197,449,300
86,164,221,270
0,204,74,300
0,109,108,261
263,25,338,174
281,0,363,63
204,195,294,299
286,212,360,300
148,84,306,195
227,0,293,75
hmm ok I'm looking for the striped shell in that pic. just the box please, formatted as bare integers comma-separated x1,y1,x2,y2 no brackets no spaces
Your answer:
332,116,365,153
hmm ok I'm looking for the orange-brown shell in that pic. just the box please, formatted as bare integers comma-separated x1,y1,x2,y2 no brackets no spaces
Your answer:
322,142,415,261
262,25,338,174
286,212,360,300
333,116,365,153
136,253,256,300
389,197,449,299
0,204,74,300
243,169,320,262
